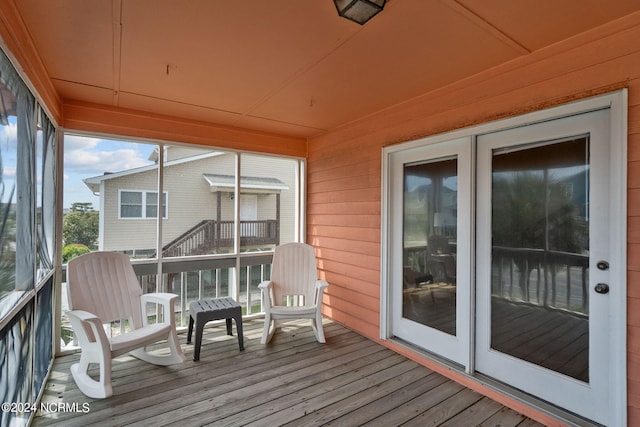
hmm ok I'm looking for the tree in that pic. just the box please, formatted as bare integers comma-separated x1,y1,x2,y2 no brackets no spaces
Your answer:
492,171,587,300
492,172,586,253
61,243,90,264
63,202,99,248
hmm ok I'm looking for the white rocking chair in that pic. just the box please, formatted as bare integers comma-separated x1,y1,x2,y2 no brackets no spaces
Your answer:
259,242,329,344
66,251,185,398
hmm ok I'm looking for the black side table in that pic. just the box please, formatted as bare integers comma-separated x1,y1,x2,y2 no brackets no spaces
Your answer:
187,297,244,361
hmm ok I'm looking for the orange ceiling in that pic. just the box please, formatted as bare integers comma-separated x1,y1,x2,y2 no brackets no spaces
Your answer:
13,0,640,138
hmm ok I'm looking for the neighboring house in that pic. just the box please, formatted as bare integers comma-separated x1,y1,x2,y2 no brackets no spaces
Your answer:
83,146,294,257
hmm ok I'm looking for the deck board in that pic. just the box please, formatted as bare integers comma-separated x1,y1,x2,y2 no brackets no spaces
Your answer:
33,319,545,427
439,397,503,426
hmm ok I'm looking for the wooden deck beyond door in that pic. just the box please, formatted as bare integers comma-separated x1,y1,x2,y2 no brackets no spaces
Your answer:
33,319,543,426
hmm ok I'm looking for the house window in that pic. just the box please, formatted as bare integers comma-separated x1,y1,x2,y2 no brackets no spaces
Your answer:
119,190,167,219
145,192,167,218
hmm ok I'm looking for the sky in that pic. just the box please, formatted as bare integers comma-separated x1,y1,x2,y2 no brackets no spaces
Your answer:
0,119,16,194
1,123,158,209
0,119,18,206
63,134,156,210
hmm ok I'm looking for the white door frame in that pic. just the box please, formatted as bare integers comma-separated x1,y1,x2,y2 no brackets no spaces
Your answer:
387,137,472,367
380,90,627,425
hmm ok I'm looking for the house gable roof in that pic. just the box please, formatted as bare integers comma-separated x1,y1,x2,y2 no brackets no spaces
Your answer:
83,151,224,193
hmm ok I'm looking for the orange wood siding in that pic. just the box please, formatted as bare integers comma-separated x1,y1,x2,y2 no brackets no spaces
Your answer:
631,76,640,423
309,136,381,337
0,0,62,124
309,11,640,425
62,100,307,158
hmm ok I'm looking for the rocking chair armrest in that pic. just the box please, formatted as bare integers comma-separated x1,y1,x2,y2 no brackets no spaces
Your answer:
140,293,178,326
258,280,273,290
258,280,274,309
314,280,329,307
66,309,101,324
66,309,110,346
315,279,329,290
140,292,178,305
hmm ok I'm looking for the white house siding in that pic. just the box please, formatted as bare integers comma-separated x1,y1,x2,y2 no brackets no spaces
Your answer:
101,167,160,252
100,151,298,254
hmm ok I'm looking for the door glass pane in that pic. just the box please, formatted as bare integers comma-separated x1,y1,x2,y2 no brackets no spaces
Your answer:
491,136,589,382
403,158,457,335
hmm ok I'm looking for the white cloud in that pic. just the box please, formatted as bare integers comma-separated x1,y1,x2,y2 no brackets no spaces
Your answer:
64,134,100,151
62,135,157,208
2,166,16,180
0,123,17,174
0,121,17,147
64,136,153,175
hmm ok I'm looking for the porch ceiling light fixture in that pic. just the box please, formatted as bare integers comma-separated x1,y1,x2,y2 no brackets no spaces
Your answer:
334,0,386,25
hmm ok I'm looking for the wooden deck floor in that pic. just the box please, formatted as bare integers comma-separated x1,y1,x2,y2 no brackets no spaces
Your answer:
33,319,544,427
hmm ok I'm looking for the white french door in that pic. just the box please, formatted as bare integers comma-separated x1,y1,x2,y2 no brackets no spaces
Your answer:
384,94,626,426
475,109,613,425
388,137,472,366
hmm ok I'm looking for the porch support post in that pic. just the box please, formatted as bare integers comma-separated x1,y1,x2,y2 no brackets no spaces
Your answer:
216,191,221,252
276,193,280,246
